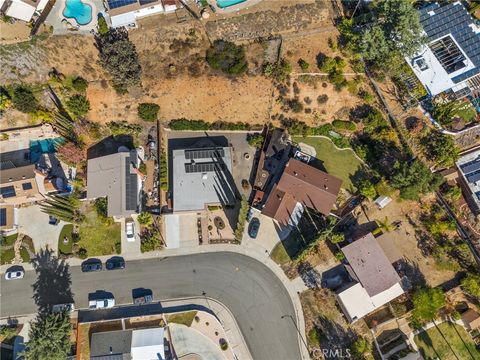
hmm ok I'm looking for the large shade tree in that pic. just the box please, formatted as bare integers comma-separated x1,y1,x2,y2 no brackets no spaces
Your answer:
411,287,445,323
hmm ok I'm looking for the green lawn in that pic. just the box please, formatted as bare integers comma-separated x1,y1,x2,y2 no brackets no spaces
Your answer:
270,241,290,265
414,322,480,360
166,311,197,327
58,224,74,255
292,136,364,191
78,205,121,257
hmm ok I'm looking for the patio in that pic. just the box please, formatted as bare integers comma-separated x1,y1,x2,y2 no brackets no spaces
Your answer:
46,0,103,34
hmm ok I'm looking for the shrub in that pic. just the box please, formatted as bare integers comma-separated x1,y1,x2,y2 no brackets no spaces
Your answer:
94,197,108,218
138,103,159,122
298,58,310,71
168,118,259,131
77,247,87,259
66,94,90,118
219,338,228,351
72,76,88,92
206,40,248,75
0,325,16,340
107,121,142,137
332,119,356,131
263,58,292,82
317,94,328,104
12,85,38,113
247,133,264,149
97,14,109,35
137,211,153,226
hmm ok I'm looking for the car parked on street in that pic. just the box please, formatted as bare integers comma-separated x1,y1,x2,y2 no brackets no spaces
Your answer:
133,288,153,305
126,220,135,241
89,298,115,310
248,217,260,239
81,259,102,272
106,256,125,270
4,267,24,280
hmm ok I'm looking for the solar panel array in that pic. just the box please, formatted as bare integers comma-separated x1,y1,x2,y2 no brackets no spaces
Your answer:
22,182,33,191
0,186,16,198
185,162,226,174
107,0,137,10
419,2,480,83
461,158,480,184
124,157,138,211
0,208,6,227
184,148,225,160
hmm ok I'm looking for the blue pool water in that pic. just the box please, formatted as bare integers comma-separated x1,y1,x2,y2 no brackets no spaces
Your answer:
30,138,64,162
216,0,246,8
63,0,92,26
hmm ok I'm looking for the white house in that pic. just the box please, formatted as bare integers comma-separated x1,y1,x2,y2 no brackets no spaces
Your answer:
406,2,480,98
107,0,177,28
336,233,405,322
0,0,49,22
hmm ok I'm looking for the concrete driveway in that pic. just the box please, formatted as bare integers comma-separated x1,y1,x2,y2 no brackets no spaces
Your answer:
119,216,140,256
169,323,225,360
16,206,67,254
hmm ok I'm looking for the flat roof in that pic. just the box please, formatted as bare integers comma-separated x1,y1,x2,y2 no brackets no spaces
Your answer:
87,150,139,217
456,149,480,210
90,330,132,358
342,233,401,297
172,147,234,212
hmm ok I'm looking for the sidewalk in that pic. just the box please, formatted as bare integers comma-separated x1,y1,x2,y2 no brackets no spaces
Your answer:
0,242,310,360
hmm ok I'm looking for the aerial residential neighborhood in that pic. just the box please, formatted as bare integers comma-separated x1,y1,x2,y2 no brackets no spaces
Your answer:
1,0,480,360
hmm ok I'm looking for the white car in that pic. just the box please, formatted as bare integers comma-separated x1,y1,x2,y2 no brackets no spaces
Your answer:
89,298,115,310
126,220,135,242
52,303,75,313
4,269,24,280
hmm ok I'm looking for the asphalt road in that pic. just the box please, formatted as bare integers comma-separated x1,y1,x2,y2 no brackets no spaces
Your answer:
0,252,301,360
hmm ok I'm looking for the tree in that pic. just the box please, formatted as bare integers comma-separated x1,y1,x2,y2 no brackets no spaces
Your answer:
23,313,72,360
66,94,90,118
206,40,248,75
0,325,17,340
298,58,310,71
0,87,12,113
330,233,345,244
71,76,88,92
350,337,371,358
461,273,480,299
421,131,459,168
411,287,445,323
358,179,377,199
94,197,108,218
137,211,153,227
391,160,443,200
138,103,159,122
97,14,109,35
56,142,86,166
373,216,395,235
263,58,292,82
96,28,142,92
40,194,82,223
247,133,264,149
12,85,38,113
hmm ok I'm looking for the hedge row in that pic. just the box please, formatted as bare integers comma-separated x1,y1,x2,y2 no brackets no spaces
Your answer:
332,119,356,131
168,118,263,131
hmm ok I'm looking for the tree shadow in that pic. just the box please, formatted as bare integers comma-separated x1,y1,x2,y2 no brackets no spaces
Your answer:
316,316,356,355
395,258,427,289
31,248,74,316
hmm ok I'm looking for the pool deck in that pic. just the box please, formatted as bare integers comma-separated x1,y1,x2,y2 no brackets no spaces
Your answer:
46,0,103,35
208,0,264,14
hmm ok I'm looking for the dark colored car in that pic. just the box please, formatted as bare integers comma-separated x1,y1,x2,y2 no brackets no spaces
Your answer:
248,217,260,239
81,260,102,272
106,257,125,271
49,216,59,225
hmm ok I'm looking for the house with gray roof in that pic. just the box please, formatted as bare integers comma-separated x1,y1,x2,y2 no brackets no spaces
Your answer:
336,233,405,323
87,149,141,218
406,1,480,98
172,146,235,212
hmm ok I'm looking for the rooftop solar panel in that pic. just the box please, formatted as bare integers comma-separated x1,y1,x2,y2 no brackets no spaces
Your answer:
461,161,480,174
467,172,480,184
22,182,33,191
184,148,225,160
184,162,226,174
0,186,16,198
0,208,6,227
124,157,138,211
107,0,137,10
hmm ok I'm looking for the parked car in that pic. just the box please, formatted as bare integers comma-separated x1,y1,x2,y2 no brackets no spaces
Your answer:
52,303,75,313
248,217,260,239
4,267,24,280
106,257,125,271
81,259,102,272
89,298,115,310
134,294,153,305
126,220,135,242
49,216,59,225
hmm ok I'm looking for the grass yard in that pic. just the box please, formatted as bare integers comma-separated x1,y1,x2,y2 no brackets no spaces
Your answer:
58,224,74,255
414,322,480,360
78,205,121,257
270,241,291,265
292,136,364,192
166,311,197,327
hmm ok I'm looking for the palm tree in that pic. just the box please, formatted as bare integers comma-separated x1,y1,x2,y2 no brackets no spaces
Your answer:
372,216,396,235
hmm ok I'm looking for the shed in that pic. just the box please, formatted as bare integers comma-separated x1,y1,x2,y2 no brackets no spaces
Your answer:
375,196,392,209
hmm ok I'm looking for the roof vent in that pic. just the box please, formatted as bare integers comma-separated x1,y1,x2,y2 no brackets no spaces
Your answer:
202,173,208,180
276,194,282,200
8,178,12,182
293,171,298,176
324,185,328,190
22,175,26,179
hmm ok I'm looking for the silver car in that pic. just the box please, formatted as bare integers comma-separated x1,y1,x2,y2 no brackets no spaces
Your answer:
4,269,24,280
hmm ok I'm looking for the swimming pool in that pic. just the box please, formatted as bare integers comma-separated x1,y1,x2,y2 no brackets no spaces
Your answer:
216,0,246,8
30,138,64,162
63,0,92,26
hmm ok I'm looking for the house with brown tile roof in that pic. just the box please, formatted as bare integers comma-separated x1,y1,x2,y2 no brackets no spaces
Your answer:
0,165,44,207
337,233,405,322
261,158,342,226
